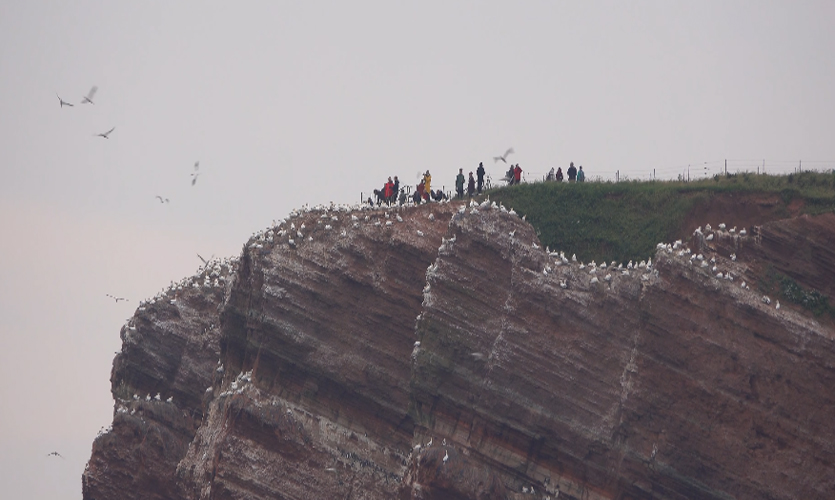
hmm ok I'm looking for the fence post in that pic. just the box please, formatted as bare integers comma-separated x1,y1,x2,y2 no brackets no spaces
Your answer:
653,168,656,180
724,159,727,175
799,160,802,172
762,159,765,174
616,170,619,182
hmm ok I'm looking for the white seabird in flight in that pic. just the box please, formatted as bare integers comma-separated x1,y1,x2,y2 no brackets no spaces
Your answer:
96,127,115,139
56,93,73,107
493,147,514,163
81,86,98,104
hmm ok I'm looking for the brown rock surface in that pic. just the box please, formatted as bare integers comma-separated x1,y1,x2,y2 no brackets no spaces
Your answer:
84,202,835,500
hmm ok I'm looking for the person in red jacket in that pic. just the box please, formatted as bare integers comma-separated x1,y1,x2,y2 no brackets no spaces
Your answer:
383,177,395,205
513,164,522,184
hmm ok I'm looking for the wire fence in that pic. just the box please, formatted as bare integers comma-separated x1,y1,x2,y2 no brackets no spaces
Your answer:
521,159,835,184
361,160,835,204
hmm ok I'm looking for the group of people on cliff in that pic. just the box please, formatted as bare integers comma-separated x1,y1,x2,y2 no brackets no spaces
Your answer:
455,163,487,198
546,162,585,183
370,161,587,207
371,171,445,206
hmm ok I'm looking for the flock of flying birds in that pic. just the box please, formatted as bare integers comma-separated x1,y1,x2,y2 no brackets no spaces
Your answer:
56,85,202,196
56,86,114,139
56,88,204,306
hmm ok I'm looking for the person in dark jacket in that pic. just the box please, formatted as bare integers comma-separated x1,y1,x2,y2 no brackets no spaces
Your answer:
556,167,564,182
513,164,522,184
476,162,485,193
393,176,400,198
455,168,465,198
567,162,577,182
467,172,476,197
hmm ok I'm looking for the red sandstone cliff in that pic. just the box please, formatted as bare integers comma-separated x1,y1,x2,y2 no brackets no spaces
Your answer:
83,202,835,500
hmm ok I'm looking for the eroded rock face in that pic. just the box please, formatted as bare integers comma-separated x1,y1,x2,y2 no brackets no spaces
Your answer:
84,204,835,500
83,260,233,500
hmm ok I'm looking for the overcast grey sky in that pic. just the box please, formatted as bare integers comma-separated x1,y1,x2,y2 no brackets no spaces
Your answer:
2,2,834,498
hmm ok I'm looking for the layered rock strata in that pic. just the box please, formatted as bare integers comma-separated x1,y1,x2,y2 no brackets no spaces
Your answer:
84,203,835,500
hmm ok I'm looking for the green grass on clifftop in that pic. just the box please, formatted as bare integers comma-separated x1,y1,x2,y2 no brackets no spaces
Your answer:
486,171,835,264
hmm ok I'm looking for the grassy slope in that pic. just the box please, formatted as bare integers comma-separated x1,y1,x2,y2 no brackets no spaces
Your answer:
487,171,835,265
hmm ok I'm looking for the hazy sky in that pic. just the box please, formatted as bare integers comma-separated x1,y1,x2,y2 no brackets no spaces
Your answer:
1,2,834,498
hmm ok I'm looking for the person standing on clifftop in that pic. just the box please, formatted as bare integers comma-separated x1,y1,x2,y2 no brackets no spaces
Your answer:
384,177,395,205
415,181,426,203
423,170,432,200
567,162,577,183
577,166,585,182
556,167,564,182
513,164,523,184
467,171,476,197
476,162,485,194
393,176,400,198
456,168,465,199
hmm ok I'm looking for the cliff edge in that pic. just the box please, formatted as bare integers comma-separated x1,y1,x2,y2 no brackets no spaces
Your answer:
83,200,835,500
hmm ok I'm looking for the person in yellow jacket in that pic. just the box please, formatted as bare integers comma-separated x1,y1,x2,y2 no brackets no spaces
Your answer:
423,170,432,200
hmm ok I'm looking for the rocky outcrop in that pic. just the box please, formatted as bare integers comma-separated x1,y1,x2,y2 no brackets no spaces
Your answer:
84,203,835,500
83,262,234,500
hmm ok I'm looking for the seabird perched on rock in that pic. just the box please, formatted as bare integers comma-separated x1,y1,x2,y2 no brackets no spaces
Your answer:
730,253,737,261
417,230,424,237
705,223,712,231
776,301,781,310
762,295,771,305
443,450,449,464
739,228,747,236
706,234,714,241
590,277,599,284
559,280,567,289
428,213,435,221
719,223,726,229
